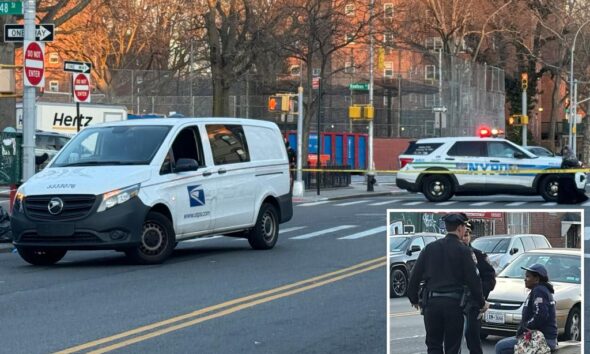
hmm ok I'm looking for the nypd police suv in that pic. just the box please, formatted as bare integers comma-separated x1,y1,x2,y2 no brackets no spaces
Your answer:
11,118,292,265
396,137,586,202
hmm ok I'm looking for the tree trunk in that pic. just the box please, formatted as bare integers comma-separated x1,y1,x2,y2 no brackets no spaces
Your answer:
548,71,560,152
583,100,590,166
212,77,230,116
0,16,16,130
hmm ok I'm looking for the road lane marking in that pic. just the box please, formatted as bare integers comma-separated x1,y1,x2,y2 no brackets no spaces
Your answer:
55,257,386,354
279,226,306,234
435,201,456,206
471,201,492,206
296,201,330,207
369,200,400,206
334,200,369,206
403,201,424,206
338,226,387,240
390,310,420,318
390,334,426,341
582,200,590,206
506,202,527,206
542,202,557,206
289,225,356,240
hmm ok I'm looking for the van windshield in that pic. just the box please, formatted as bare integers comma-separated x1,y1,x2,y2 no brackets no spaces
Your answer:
52,125,171,167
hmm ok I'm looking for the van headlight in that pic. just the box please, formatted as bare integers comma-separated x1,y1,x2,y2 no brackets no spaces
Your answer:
13,191,25,213
97,184,140,212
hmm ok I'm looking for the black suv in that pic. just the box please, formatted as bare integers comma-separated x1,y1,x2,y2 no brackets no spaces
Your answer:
389,233,444,298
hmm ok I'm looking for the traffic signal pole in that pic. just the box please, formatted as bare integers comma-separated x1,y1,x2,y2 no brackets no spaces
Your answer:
367,0,375,192
522,86,527,147
22,0,36,181
292,86,304,197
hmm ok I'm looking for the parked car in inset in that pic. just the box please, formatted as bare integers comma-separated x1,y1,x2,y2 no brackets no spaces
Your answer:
525,145,555,157
471,234,551,272
389,232,444,298
481,248,581,341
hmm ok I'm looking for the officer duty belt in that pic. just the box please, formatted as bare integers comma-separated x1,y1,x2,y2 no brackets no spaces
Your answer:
429,291,463,300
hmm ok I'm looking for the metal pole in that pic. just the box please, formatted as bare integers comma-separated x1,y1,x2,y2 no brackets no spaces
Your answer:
292,86,304,197
367,0,375,192
316,79,322,196
76,102,81,132
438,50,443,137
573,79,578,154
190,41,194,117
22,0,36,181
398,75,402,137
569,19,590,149
522,86,527,146
131,70,135,114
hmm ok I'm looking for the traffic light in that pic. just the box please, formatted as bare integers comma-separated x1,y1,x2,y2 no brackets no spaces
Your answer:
508,114,529,125
268,95,291,112
520,72,528,91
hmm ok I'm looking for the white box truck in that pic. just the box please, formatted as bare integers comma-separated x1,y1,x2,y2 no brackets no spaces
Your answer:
16,102,128,134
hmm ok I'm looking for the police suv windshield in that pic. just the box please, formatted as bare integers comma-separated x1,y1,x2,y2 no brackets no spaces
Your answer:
52,125,171,167
498,253,580,284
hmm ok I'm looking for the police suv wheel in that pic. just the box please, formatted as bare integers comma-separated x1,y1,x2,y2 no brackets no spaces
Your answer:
17,248,67,266
248,203,278,250
421,175,453,202
125,211,175,264
565,306,581,341
539,175,559,202
390,268,407,298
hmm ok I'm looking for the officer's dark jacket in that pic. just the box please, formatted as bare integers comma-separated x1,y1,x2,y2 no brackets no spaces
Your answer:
517,282,557,341
471,246,496,299
407,233,485,309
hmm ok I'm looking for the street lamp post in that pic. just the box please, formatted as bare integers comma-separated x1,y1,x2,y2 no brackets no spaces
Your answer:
568,18,590,154
367,0,375,192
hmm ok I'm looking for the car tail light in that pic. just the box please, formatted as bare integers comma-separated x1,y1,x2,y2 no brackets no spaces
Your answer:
400,158,413,168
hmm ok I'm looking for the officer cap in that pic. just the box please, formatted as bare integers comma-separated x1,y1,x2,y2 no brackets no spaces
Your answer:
442,213,469,227
521,263,549,281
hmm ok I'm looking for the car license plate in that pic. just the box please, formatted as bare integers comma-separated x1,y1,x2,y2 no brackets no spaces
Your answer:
485,312,505,324
37,223,75,237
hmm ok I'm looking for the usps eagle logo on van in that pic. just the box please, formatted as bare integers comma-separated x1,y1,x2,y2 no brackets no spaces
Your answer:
187,185,205,207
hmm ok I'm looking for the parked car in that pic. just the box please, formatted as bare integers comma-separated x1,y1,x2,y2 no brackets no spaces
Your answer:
1,130,71,172
481,248,581,341
471,234,551,272
389,232,444,298
525,145,555,157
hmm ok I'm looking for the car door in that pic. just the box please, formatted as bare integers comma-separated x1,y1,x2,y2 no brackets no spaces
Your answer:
155,125,216,236
445,141,488,188
204,124,255,231
484,141,534,188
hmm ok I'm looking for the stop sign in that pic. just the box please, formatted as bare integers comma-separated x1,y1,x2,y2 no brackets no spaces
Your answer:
23,41,45,87
73,73,91,103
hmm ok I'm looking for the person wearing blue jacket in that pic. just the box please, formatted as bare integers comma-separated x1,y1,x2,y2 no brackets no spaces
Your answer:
495,264,558,354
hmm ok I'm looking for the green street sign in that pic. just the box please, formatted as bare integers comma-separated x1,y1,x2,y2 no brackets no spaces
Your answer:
349,83,369,91
0,1,22,15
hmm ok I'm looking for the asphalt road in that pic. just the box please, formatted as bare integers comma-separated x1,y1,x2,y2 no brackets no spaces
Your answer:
0,198,391,354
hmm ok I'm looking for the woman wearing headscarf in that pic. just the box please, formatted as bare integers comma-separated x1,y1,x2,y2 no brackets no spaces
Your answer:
558,145,588,203
495,264,557,354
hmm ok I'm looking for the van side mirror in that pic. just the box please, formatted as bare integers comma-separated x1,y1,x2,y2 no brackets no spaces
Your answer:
175,158,198,173
509,247,519,255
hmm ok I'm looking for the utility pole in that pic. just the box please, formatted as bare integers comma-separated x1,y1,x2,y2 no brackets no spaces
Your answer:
521,72,528,147
568,19,590,153
367,0,375,192
292,86,304,197
573,80,578,153
22,0,36,181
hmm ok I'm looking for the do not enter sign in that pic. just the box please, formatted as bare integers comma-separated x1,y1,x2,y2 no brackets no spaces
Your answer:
73,73,91,103
24,41,45,87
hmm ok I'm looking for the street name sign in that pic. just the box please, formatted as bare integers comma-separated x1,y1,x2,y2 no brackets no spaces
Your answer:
64,60,92,74
73,73,91,103
4,24,54,42
23,41,44,87
349,83,369,91
0,1,22,15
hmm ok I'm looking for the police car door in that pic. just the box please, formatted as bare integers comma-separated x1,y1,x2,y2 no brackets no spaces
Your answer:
484,141,531,188
445,141,488,188
159,125,216,236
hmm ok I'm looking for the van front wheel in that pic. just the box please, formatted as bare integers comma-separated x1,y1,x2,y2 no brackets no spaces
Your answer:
247,203,279,250
125,211,175,264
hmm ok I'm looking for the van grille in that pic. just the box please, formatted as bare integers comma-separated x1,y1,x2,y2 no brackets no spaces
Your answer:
24,195,96,221
20,232,101,244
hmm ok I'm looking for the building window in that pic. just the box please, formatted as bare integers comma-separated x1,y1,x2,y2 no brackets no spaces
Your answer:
424,94,435,108
425,37,443,51
49,80,59,92
49,53,59,64
345,33,355,44
507,213,530,234
312,68,321,77
384,3,394,18
289,65,301,76
409,94,418,104
384,61,393,78
345,4,355,16
425,65,439,80
344,61,355,74
384,33,394,47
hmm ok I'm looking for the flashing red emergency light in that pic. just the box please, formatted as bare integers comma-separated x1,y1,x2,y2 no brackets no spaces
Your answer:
479,127,492,138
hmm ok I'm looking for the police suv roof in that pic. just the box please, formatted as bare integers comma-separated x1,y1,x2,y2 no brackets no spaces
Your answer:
414,136,506,143
91,117,278,129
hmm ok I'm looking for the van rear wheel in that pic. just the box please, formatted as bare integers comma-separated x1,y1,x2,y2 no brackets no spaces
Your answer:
17,248,67,266
422,175,453,202
247,203,279,250
125,211,175,264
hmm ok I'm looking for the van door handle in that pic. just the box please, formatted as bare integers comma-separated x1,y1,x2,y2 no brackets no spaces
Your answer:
218,169,227,175
202,171,212,177
490,160,500,163
445,158,455,161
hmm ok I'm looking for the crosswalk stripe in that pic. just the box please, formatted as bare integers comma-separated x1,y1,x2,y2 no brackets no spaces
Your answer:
296,201,330,207
184,236,223,243
290,225,356,240
403,201,424,206
471,201,492,206
280,226,307,234
335,200,369,206
582,200,590,206
542,202,557,206
338,226,387,240
506,202,527,206
436,201,457,206
369,200,400,206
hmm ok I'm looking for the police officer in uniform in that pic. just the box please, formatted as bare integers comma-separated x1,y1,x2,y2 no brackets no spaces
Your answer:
461,223,496,354
407,213,488,354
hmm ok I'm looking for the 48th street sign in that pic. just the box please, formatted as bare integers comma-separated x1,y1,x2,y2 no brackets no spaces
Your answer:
0,1,22,15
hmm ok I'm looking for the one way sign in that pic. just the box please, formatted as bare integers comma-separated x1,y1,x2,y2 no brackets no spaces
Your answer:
64,60,92,74
4,24,54,42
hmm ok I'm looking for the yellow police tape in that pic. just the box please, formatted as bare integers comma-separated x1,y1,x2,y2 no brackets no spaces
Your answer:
291,168,590,175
